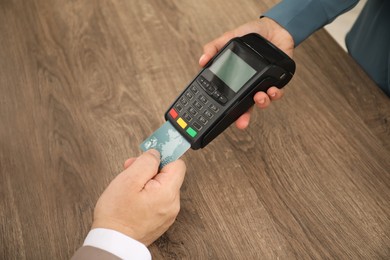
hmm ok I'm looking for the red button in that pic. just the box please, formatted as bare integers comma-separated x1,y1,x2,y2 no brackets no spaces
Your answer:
169,108,178,119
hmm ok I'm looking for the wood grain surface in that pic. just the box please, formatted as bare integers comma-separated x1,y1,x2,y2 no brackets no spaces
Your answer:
1,0,389,259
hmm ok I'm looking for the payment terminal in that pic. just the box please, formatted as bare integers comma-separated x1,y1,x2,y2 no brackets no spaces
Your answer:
164,33,295,150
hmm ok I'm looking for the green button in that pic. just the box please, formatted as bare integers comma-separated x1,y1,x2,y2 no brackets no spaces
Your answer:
186,127,197,137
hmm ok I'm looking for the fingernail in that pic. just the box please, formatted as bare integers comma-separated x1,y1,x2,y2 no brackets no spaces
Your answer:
148,149,160,160
270,92,276,97
199,54,206,64
258,98,265,104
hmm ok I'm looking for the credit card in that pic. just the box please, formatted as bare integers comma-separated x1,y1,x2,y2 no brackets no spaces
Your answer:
140,121,191,168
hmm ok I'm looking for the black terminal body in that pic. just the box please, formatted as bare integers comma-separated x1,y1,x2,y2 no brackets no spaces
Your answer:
165,33,295,150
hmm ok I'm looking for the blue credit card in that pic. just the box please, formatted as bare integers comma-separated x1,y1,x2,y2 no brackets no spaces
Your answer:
140,121,191,168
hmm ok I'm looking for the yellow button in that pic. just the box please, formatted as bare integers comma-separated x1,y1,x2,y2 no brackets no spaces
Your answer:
177,117,187,129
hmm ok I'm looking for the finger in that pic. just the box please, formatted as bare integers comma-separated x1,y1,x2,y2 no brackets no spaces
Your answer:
153,159,186,192
254,92,271,109
123,157,137,169
267,87,284,101
199,32,235,67
235,108,253,129
124,149,161,189
199,53,213,68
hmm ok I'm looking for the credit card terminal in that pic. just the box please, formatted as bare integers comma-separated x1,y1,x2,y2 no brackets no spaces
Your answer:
165,33,295,150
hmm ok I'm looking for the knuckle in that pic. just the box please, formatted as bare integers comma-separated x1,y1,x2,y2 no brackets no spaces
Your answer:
142,152,160,165
203,43,212,52
166,204,180,225
172,202,181,216
169,194,180,212
166,214,176,227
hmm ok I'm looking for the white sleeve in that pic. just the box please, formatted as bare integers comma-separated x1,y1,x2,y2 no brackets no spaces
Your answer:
83,228,151,260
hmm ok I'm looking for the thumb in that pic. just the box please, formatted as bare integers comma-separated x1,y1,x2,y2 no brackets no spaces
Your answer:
199,32,234,67
154,159,186,191
124,149,161,189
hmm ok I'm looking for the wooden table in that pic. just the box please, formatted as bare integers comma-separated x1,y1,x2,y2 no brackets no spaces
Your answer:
1,0,389,259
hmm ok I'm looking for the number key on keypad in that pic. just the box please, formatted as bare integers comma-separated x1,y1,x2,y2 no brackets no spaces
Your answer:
198,116,208,125
175,104,183,112
180,97,188,105
193,101,203,110
209,103,219,112
183,113,192,122
188,107,197,116
203,110,213,119
185,91,193,100
199,95,208,104
190,85,199,94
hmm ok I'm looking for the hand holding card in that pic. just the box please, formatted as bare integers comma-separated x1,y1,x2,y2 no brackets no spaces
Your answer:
140,121,191,168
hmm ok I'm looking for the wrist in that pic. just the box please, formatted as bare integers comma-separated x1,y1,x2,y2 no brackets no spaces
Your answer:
92,217,146,245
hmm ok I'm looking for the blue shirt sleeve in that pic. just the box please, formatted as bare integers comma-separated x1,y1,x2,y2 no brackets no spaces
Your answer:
263,0,359,46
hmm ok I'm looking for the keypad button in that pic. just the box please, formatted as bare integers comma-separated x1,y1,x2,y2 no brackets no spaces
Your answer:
193,121,203,131
209,103,219,113
212,90,221,99
183,113,192,122
180,96,188,105
175,104,183,112
202,81,210,89
169,108,178,119
198,95,208,104
190,85,199,94
193,101,203,110
205,84,216,95
198,116,208,125
186,127,197,138
218,95,228,104
185,91,193,100
188,106,197,116
203,110,213,119
177,118,187,129
197,76,205,85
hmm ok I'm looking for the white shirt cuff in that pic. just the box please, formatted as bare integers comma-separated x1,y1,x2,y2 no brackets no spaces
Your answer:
83,228,151,260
